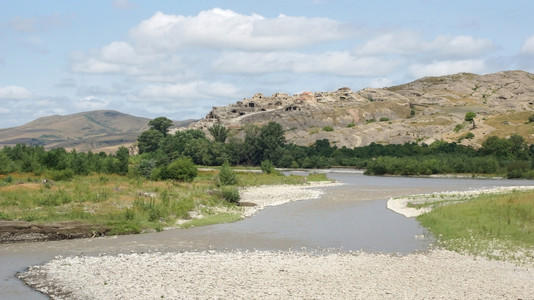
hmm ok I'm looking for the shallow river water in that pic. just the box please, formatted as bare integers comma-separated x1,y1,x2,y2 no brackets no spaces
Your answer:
1,171,533,299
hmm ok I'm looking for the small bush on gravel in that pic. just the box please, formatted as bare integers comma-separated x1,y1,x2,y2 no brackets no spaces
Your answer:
221,186,240,203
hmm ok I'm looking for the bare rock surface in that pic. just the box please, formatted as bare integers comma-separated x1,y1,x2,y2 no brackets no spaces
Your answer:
192,70,534,148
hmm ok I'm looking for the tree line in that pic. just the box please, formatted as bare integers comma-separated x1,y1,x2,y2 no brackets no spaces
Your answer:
2,116,534,180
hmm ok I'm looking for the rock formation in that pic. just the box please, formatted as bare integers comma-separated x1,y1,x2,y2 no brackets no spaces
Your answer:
192,70,534,148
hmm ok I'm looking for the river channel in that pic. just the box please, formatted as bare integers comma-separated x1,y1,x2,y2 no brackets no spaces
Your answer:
1,171,533,299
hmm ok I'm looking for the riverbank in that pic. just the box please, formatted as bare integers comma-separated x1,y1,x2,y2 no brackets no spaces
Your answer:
18,249,534,299
387,186,534,218
12,175,534,299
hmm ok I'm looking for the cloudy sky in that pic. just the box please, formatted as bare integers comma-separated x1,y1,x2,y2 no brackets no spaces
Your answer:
1,0,533,128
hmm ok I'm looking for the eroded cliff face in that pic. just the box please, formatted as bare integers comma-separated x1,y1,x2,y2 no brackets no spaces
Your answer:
191,70,534,148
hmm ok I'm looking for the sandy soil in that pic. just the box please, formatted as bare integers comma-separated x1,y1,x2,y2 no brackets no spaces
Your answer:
18,249,534,299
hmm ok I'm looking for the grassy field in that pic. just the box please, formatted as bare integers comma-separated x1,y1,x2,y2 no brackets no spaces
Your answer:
417,190,534,263
0,171,329,235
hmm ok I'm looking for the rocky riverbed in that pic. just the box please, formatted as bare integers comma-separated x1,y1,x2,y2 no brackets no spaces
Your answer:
18,249,534,299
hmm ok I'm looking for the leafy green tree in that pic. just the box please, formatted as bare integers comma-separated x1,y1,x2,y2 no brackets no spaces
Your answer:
208,123,230,143
479,136,513,159
465,112,476,129
148,117,173,137
115,146,130,175
69,149,89,175
243,124,263,165
137,129,164,154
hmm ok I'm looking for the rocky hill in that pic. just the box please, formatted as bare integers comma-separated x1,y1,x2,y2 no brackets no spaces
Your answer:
192,70,534,148
0,110,194,153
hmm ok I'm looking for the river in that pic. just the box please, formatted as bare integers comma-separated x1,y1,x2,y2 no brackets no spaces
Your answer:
1,171,532,299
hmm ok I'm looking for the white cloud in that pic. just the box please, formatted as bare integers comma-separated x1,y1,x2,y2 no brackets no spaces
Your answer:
137,81,239,102
520,35,534,55
425,35,494,58
408,59,487,78
355,31,421,55
355,32,494,58
70,43,174,75
368,78,393,88
213,51,402,76
75,96,110,110
130,9,353,51
0,86,32,100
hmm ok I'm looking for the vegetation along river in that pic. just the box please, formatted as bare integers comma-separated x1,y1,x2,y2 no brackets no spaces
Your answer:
1,170,533,299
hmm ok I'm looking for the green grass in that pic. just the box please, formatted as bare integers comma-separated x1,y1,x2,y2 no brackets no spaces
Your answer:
418,190,534,262
0,170,321,236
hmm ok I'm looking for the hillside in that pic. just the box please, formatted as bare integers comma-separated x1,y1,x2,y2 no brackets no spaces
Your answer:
192,70,534,148
0,110,193,153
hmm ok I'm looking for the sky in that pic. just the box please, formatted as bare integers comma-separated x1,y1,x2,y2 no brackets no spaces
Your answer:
1,0,534,128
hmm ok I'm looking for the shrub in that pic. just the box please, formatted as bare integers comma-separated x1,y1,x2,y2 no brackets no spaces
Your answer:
48,169,74,181
221,186,240,203
346,123,355,128
454,124,463,133
322,126,334,132
4,175,13,184
379,117,390,122
217,161,237,186
529,114,534,123
166,157,197,182
261,160,281,175
465,132,475,139
136,159,156,178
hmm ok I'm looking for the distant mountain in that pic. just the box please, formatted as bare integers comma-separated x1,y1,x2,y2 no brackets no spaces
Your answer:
0,110,195,153
192,70,534,148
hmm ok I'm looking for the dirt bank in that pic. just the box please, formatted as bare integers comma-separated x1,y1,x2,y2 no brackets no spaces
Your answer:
0,221,109,243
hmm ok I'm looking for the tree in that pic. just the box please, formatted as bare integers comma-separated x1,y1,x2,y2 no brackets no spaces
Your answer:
115,146,130,175
148,117,173,137
465,112,476,129
208,123,230,143
137,129,164,154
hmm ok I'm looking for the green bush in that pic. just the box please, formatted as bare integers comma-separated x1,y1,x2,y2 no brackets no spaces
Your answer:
322,126,334,132
379,117,390,122
48,169,74,181
454,124,463,133
221,186,240,203
346,123,355,128
465,132,475,139
4,175,13,184
217,161,237,186
165,157,197,182
528,114,534,123
261,160,280,175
